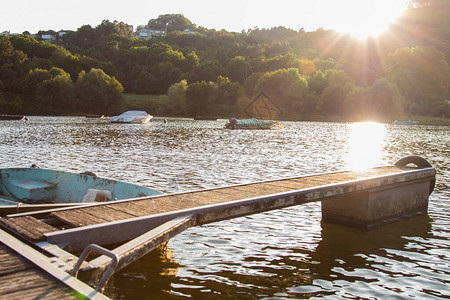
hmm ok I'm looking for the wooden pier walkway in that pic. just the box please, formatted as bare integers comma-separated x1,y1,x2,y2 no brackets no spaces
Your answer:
0,166,411,243
0,160,436,294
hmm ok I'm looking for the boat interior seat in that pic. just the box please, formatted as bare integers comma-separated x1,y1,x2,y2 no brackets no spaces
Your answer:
4,179,57,203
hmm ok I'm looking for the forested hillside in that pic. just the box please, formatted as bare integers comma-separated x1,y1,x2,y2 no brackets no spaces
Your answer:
1,0,449,120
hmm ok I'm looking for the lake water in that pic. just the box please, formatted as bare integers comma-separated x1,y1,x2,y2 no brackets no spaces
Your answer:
0,117,449,299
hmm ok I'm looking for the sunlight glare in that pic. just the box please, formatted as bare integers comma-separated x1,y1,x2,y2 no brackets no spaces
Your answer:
329,0,408,38
346,122,386,170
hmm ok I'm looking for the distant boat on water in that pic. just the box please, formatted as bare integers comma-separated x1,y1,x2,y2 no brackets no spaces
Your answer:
0,115,28,121
110,111,152,124
224,117,281,129
194,116,218,121
393,120,419,125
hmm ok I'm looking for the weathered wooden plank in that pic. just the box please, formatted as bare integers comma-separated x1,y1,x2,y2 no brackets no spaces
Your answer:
236,182,296,195
109,200,166,217
0,269,72,297
75,205,136,223
51,208,110,227
259,180,304,190
3,285,75,300
0,216,57,242
0,244,34,275
171,190,232,205
213,186,258,200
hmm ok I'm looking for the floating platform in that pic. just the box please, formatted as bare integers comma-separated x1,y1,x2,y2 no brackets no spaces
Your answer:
0,156,436,295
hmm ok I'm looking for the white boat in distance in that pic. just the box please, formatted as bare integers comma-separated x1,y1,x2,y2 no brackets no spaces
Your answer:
110,111,152,124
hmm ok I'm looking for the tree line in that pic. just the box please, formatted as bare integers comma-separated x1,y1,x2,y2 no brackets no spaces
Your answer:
1,0,449,119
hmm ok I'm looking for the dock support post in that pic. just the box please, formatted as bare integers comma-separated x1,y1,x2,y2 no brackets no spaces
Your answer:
321,156,436,229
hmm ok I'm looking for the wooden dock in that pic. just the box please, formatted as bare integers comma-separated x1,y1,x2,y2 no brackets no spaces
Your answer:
0,229,109,299
0,158,436,294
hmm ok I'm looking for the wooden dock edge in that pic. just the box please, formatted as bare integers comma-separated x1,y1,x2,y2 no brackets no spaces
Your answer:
43,166,436,252
0,229,110,300
3,164,420,220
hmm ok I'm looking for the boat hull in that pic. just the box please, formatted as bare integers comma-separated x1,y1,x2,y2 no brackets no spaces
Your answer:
109,111,152,124
0,168,162,213
224,118,279,129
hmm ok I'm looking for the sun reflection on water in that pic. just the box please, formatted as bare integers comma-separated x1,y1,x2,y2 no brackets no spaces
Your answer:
346,122,386,170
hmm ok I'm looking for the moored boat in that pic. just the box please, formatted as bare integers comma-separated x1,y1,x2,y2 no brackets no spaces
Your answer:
224,117,280,129
0,115,28,121
393,120,419,125
0,167,162,215
110,111,152,124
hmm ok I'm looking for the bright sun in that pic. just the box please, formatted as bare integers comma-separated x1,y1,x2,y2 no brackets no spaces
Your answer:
328,0,408,38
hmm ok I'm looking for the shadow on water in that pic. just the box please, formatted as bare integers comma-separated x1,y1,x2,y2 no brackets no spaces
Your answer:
314,214,433,276
103,214,435,300
105,246,182,299
305,214,436,298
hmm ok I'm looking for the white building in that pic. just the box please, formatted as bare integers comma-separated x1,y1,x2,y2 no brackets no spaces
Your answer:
41,34,56,43
136,28,167,40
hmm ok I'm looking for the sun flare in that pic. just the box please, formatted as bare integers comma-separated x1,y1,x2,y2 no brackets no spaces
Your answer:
346,122,387,170
328,0,408,38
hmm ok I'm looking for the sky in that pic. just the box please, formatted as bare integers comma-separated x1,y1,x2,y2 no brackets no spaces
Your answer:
1,0,408,38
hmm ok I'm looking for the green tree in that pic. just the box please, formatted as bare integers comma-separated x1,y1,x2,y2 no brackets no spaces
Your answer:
243,72,264,98
188,60,224,82
217,76,240,105
364,78,405,119
185,81,217,116
147,14,195,32
23,67,72,114
9,34,57,59
256,52,299,72
23,68,55,109
184,51,200,71
383,46,450,114
167,79,188,115
298,58,316,75
313,58,336,71
255,68,308,111
96,20,135,39
226,56,252,83
35,73,75,114
0,37,27,91
317,70,354,115
133,70,157,94
75,68,125,114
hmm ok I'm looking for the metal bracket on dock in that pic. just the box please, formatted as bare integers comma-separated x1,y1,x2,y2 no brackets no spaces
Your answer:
71,244,119,292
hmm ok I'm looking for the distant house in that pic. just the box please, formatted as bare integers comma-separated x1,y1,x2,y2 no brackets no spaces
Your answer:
136,28,167,40
41,34,56,43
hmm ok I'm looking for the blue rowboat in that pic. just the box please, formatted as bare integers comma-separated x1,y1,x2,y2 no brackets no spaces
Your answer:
0,167,162,215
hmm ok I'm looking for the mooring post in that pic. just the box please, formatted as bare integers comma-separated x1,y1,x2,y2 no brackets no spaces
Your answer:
321,156,436,229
